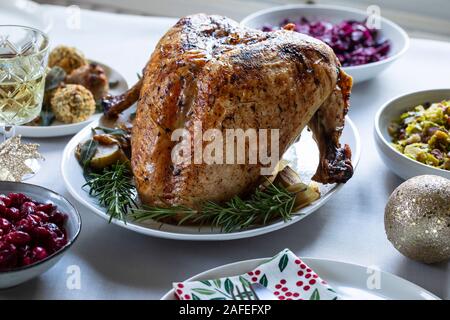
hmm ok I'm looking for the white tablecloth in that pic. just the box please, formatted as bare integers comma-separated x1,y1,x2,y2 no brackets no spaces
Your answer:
1,5,449,300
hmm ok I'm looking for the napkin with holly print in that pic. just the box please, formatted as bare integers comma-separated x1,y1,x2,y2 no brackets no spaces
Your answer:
173,249,338,300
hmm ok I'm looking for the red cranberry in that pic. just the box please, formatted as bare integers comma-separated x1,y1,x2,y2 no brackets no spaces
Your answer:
45,223,63,237
0,192,68,270
0,202,8,216
8,193,30,207
5,231,32,246
0,195,12,207
32,226,55,244
28,214,42,225
0,241,17,270
0,217,11,232
36,203,54,214
21,256,33,266
49,210,67,226
4,207,22,221
52,238,67,251
20,201,36,216
18,245,33,266
34,211,50,222
32,247,48,261
16,218,32,233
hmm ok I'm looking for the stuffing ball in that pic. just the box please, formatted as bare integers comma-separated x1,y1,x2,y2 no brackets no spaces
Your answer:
51,84,96,123
48,45,88,74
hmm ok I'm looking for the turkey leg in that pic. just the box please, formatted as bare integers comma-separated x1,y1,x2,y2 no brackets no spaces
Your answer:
102,78,143,118
308,69,353,184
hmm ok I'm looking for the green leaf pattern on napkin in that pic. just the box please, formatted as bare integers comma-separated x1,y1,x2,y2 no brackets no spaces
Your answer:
259,274,268,287
310,288,321,300
173,249,339,300
278,253,289,272
224,278,234,295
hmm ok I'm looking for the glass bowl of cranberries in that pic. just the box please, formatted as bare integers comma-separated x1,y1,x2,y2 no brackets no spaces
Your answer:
0,181,81,288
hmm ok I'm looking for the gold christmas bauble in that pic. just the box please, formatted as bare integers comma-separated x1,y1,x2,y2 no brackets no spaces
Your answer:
385,175,450,263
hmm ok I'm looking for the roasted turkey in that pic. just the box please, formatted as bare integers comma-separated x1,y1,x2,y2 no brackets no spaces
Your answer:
103,14,353,209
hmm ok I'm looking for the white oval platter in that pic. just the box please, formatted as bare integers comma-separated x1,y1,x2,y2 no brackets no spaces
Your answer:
61,116,360,241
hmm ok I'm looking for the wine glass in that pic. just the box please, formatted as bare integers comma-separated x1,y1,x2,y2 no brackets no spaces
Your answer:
0,25,49,178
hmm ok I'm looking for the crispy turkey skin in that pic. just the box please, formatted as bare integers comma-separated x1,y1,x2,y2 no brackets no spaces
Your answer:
130,14,353,208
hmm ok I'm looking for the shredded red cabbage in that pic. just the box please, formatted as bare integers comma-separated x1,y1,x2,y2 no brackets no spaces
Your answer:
262,18,391,67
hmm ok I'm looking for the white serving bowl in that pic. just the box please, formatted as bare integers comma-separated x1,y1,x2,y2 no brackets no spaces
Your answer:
374,89,450,181
0,182,81,289
241,4,409,83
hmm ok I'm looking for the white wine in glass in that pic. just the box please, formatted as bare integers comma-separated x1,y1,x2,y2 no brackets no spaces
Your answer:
0,25,49,177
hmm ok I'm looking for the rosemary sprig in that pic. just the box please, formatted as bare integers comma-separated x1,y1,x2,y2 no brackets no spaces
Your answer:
80,153,300,231
131,183,298,233
83,162,136,222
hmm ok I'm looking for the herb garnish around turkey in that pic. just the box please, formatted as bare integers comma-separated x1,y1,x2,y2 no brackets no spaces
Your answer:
77,130,136,222
82,162,136,222
131,182,298,232
78,127,300,231
81,161,298,231
79,157,298,230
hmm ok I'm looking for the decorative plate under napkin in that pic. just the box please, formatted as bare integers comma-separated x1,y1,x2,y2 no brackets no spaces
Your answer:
173,249,338,300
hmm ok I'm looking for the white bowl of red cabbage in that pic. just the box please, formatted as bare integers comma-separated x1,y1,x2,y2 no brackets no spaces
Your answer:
241,4,409,83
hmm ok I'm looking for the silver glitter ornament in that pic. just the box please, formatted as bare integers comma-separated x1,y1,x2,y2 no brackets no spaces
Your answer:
385,175,450,263
0,136,42,182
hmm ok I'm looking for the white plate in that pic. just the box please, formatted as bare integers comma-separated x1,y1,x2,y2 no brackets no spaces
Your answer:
161,257,439,300
241,4,409,83
16,61,128,138
0,0,53,33
374,88,450,180
61,116,360,241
